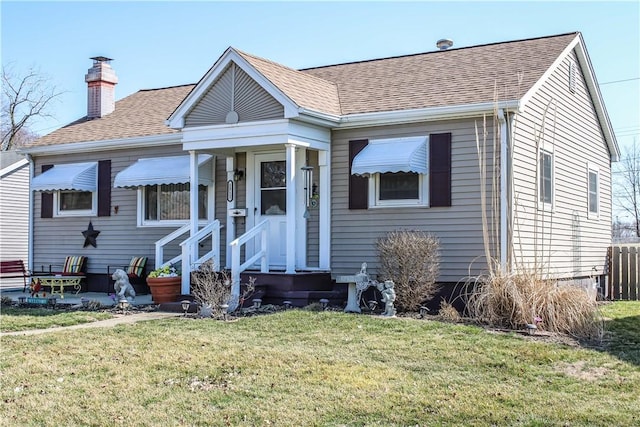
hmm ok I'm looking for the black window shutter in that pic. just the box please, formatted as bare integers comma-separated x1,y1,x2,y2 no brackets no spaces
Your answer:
349,139,369,209
429,133,452,207
97,160,111,217
40,164,54,218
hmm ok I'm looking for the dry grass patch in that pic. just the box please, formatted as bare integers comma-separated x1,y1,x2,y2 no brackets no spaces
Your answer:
461,269,603,340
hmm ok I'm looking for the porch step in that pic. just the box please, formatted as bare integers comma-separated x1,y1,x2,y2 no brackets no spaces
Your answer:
240,271,347,308
240,271,333,291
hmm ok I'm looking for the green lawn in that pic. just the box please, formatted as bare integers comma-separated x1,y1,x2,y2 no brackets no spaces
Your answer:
1,302,638,426
0,307,113,332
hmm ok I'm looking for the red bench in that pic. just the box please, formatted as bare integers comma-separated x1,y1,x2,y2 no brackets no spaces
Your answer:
0,260,31,291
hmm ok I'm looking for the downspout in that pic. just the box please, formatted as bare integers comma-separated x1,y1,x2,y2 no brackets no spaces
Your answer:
498,109,509,271
26,154,34,274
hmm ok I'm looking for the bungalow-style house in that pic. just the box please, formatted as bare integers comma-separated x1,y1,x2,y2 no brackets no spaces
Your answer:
0,150,30,288
20,32,618,305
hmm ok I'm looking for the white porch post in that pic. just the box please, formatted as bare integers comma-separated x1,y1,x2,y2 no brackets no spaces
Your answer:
183,150,199,294
225,156,236,269
285,143,296,274
318,150,330,269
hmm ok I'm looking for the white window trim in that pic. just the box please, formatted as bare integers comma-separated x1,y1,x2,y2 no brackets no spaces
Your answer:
537,144,555,212
587,162,600,220
136,185,213,227
367,172,429,208
53,190,98,217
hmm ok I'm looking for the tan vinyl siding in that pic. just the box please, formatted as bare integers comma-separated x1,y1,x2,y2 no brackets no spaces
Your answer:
185,64,284,127
331,119,498,282
32,146,224,275
511,50,612,278
0,161,30,287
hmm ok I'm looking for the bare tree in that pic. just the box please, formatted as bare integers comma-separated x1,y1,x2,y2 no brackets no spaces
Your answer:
1,65,63,151
614,139,640,237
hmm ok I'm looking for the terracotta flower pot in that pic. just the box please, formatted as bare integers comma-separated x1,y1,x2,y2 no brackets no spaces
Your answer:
146,276,181,303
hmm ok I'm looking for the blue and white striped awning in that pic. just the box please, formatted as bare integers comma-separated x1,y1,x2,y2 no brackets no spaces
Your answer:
351,136,428,176
114,154,213,188
31,162,97,192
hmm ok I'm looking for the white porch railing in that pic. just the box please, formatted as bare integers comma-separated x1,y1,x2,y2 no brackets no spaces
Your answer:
155,224,190,269
179,220,221,293
229,219,269,306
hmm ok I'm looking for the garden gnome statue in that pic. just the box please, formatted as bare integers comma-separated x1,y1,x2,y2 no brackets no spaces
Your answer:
380,280,396,317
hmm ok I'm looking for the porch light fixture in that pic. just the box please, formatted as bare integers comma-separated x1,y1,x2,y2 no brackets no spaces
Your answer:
181,300,191,316
233,169,244,181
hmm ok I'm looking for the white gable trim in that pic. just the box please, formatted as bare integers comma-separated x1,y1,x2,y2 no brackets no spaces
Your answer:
0,158,28,178
519,33,619,162
167,48,300,129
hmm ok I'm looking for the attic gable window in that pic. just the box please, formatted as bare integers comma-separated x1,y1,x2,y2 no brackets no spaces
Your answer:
569,60,577,94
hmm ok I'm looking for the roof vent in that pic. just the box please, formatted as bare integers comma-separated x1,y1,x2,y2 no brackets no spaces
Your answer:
436,39,454,50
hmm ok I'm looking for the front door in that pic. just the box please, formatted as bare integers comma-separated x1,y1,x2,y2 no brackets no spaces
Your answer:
254,153,287,267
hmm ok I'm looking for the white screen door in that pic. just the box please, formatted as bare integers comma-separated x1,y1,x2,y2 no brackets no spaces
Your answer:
254,153,287,267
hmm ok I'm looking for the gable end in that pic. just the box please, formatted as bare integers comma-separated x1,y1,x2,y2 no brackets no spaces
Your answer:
184,63,284,127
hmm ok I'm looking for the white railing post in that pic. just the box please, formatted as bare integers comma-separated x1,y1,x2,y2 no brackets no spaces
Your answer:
229,219,270,309
261,225,268,273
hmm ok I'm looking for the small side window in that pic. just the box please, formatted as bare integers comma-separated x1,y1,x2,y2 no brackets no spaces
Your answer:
538,149,554,211
587,164,599,219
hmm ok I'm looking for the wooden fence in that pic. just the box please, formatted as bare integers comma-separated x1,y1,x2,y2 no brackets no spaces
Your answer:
607,245,640,300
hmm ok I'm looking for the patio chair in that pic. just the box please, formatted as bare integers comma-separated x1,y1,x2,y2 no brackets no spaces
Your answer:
107,256,149,294
37,255,88,276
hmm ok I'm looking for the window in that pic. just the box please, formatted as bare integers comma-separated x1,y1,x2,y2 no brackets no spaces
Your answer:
588,164,599,218
538,149,554,210
376,172,424,206
54,190,97,216
141,183,208,225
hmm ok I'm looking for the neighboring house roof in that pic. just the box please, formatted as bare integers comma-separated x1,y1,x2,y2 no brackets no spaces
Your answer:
0,150,27,170
24,32,617,160
29,84,194,147
0,154,28,179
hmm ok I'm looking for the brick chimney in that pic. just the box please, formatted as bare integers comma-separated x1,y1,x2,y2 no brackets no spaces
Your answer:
85,56,118,119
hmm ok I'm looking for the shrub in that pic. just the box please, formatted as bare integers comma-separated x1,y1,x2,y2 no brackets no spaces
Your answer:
376,230,440,312
191,261,255,318
462,269,603,340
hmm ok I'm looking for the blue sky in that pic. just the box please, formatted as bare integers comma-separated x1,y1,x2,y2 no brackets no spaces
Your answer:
1,1,639,152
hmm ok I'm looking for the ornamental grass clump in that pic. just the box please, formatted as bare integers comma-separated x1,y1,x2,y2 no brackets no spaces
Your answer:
376,230,440,312
462,268,603,340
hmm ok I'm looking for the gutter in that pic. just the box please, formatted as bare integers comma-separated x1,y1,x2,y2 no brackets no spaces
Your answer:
18,133,181,156
497,109,509,271
26,154,34,274
337,101,520,129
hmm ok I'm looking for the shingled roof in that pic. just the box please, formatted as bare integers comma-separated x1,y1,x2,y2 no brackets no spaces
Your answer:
29,32,579,148
31,84,194,147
